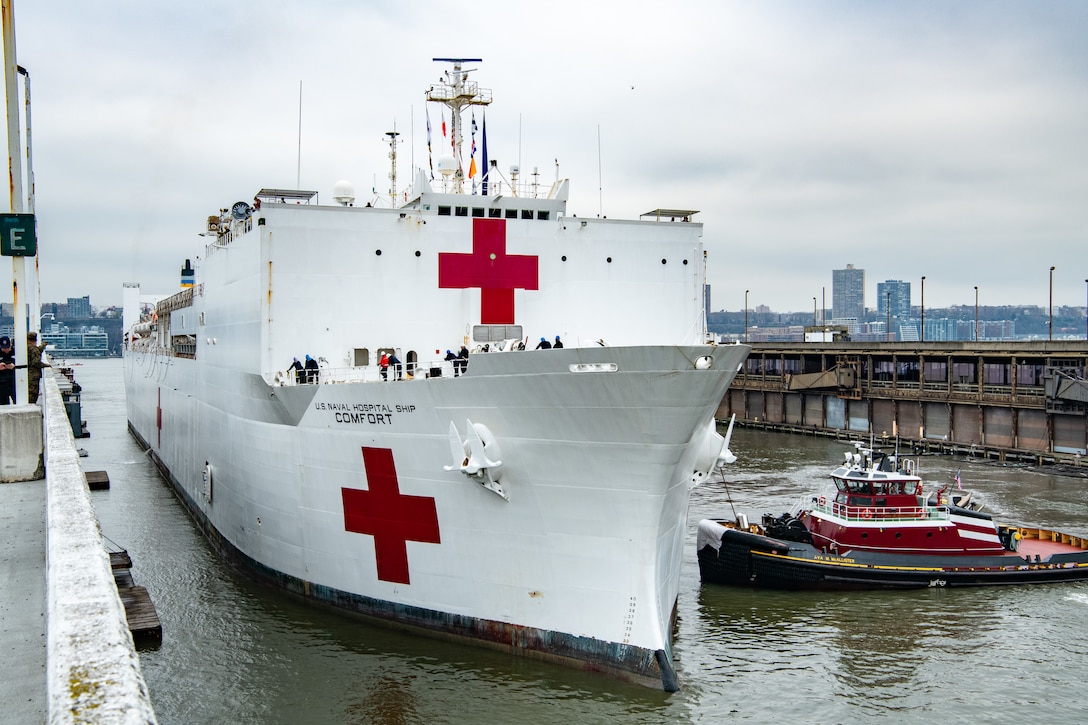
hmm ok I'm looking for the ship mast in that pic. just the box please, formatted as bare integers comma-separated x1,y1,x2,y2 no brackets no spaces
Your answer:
385,129,400,206
427,57,491,193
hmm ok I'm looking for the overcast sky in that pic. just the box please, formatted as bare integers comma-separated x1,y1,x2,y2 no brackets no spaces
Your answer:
4,0,1087,314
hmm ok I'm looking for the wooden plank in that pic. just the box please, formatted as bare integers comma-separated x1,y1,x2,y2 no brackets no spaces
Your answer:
85,470,110,490
109,550,132,570
117,586,162,645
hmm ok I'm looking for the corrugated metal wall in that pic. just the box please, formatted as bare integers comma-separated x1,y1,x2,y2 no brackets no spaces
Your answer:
953,405,981,444
924,403,950,440
1017,410,1048,451
1054,414,1087,455
983,408,1014,448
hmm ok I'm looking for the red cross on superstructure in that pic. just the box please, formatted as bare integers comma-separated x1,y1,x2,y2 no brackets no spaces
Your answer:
438,218,539,324
342,447,441,585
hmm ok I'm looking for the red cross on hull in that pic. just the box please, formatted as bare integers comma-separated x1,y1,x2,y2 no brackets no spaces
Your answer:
342,447,441,585
438,218,539,324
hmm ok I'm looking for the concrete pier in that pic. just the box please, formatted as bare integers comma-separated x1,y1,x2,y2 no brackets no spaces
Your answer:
0,475,46,722
0,367,157,723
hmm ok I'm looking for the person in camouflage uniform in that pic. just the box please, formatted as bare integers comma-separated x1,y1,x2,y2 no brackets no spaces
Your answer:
26,331,49,404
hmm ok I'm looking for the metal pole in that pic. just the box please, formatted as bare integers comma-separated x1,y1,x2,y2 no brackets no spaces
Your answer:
1049,266,1056,341
4,0,29,404
1085,278,1087,341
18,64,36,337
974,286,979,342
812,296,817,327
744,289,749,344
920,275,925,342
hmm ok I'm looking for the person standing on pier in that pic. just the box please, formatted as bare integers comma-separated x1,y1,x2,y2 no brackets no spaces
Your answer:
0,336,15,405
26,332,49,404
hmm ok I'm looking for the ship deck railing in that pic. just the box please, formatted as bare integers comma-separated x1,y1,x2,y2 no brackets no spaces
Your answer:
275,359,463,386
816,500,952,523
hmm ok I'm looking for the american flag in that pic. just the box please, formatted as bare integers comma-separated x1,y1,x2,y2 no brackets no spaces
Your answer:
954,469,962,490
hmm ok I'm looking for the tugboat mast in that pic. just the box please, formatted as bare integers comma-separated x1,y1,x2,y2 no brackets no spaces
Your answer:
427,57,491,193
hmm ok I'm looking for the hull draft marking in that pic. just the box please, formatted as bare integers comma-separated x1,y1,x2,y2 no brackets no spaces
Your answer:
341,446,442,584
438,218,539,324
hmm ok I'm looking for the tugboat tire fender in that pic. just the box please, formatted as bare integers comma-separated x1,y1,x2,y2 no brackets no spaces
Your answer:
720,527,791,555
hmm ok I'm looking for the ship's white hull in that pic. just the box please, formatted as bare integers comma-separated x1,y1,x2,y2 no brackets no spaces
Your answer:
125,343,746,688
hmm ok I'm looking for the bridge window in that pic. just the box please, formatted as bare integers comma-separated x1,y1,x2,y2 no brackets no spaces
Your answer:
438,206,451,216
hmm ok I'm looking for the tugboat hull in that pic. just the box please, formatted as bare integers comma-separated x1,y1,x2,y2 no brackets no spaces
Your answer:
697,520,1088,590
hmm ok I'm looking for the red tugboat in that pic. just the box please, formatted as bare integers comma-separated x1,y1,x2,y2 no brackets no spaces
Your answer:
697,444,1088,589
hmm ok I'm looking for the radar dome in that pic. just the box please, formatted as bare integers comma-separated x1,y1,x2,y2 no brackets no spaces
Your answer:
332,180,356,206
436,157,458,176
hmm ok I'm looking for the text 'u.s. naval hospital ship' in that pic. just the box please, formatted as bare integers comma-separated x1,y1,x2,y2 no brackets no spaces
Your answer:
122,58,749,691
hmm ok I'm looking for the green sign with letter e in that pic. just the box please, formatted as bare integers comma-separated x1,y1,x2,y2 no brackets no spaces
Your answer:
0,214,36,256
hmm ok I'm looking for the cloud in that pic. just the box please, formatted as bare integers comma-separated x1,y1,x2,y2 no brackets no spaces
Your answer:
3,0,1086,313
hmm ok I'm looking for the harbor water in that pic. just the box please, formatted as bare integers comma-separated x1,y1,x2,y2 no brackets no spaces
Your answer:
75,359,1088,723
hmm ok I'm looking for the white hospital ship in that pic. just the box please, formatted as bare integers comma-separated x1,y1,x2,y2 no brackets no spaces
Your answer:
123,59,748,690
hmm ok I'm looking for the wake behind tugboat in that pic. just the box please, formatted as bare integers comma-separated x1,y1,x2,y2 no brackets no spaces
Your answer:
698,443,1088,590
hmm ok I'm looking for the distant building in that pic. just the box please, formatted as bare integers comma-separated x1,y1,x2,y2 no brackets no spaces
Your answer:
877,279,911,321
829,317,860,337
832,264,865,320
65,296,92,319
42,325,110,357
983,320,1016,340
923,318,958,342
899,324,920,342
748,325,805,343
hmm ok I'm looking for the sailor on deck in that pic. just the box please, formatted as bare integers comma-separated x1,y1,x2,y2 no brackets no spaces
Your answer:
304,355,320,384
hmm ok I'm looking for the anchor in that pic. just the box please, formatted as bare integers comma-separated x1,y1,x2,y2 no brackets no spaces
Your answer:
445,419,508,500
691,414,738,486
